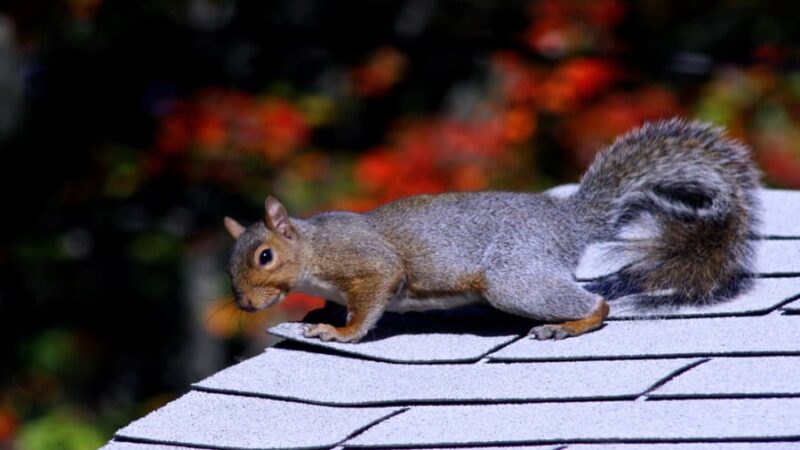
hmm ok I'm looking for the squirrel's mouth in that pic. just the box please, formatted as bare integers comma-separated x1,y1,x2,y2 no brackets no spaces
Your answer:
236,288,287,312
264,291,287,308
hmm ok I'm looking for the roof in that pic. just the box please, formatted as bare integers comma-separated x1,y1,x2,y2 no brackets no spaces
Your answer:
103,186,800,450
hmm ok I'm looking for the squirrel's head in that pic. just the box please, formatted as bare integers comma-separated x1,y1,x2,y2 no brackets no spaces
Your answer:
224,196,303,313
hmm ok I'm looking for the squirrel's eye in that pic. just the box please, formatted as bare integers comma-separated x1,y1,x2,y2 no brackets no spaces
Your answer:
258,249,273,266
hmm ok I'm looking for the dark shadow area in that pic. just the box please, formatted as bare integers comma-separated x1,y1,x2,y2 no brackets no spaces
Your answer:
587,271,756,310
302,302,534,342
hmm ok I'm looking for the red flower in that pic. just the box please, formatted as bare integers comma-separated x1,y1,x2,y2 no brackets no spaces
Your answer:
195,111,227,152
760,149,800,188
586,0,625,29
352,47,407,97
557,58,617,100
331,197,381,213
560,86,683,166
0,406,17,441
258,100,310,161
282,292,326,314
524,19,577,58
754,134,800,188
156,107,192,154
355,148,398,191
502,107,538,144
452,164,488,191
490,52,542,105
753,45,788,66
155,89,309,163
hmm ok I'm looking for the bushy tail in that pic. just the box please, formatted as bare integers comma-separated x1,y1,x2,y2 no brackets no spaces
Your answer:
573,118,761,306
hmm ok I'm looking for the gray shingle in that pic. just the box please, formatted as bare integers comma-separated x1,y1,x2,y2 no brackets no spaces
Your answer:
434,447,562,450
345,399,800,447
607,277,800,319
269,322,518,363
101,443,201,450
488,315,800,362
782,297,800,314
566,443,800,450
760,189,800,237
114,391,400,450
650,356,800,399
576,239,800,280
758,240,800,275
196,347,698,406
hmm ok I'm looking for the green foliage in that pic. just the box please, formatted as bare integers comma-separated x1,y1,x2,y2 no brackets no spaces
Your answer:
17,409,105,450
128,232,181,265
22,330,78,377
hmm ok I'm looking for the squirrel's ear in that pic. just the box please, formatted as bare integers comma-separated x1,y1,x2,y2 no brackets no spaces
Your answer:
224,217,245,239
264,196,294,239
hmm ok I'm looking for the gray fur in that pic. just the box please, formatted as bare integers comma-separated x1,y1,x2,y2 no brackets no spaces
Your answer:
364,192,602,321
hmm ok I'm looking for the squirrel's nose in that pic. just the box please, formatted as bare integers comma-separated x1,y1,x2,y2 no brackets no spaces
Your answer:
239,298,257,312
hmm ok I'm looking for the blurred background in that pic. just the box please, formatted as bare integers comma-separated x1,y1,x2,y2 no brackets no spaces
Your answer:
1,0,800,448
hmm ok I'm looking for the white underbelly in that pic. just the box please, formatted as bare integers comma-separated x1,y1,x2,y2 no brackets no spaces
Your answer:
295,274,484,313
294,275,346,304
386,293,483,312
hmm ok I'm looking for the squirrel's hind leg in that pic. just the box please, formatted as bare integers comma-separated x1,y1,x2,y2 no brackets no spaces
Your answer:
483,271,609,340
529,300,609,340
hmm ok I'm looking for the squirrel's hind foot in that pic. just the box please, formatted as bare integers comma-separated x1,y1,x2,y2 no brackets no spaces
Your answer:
529,299,610,340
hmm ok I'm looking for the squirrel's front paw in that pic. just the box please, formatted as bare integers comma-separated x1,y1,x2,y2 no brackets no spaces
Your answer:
303,323,363,343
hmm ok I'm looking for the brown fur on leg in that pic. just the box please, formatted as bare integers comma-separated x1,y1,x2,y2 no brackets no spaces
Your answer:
530,299,610,340
303,274,402,343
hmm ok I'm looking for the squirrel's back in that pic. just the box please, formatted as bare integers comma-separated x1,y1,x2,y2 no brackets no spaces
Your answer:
363,191,590,298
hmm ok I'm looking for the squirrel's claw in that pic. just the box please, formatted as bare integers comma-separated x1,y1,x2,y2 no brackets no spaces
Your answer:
303,323,363,343
529,324,573,340
529,299,610,340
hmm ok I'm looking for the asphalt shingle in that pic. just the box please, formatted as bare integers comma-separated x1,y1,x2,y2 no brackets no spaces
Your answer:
101,443,200,450
196,347,699,406
269,321,518,363
114,391,400,450
488,315,800,362
433,447,562,450
782,297,800,314
760,189,800,237
565,443,800,450
650,356,800,399
757,239,800,275
606,276,800,318
345,399,800,448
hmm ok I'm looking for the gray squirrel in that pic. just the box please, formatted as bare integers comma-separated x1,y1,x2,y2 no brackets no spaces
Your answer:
224,118,760,342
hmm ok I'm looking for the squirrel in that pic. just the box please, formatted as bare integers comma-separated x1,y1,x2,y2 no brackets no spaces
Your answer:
223,118,760,342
